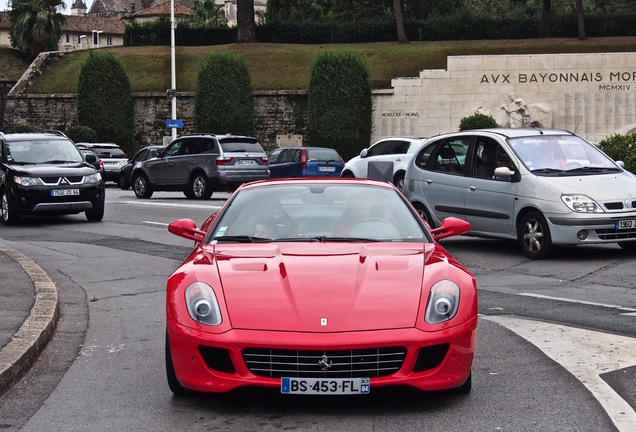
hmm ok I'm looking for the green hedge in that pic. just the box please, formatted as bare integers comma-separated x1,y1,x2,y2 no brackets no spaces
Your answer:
194,51,254,136
459,114,498,131
307,50,372,161
76,52,135,155
125,14,636,46
598,133,636,174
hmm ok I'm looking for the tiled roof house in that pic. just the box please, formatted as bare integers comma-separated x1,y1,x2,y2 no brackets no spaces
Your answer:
0,11,125,50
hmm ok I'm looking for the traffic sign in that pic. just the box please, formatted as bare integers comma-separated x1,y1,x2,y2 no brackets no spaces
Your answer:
166,118,183,129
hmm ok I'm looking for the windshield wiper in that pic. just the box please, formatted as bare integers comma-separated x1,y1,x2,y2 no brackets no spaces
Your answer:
564,166,618,173
530,168,564,173
309,236,380,243
212,235,270,243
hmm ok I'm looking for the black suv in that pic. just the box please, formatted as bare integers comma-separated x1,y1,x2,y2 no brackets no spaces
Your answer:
0,132,105,225
132,134,270,199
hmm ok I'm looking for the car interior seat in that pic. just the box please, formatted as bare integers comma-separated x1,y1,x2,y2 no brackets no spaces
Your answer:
476,144,497,178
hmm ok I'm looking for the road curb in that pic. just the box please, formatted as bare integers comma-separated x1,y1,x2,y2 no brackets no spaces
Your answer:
0,242,59,397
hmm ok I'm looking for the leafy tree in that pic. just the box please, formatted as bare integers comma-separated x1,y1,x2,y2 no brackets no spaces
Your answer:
307,49,372,161
237,0,256,43
598,133,636,174
194,50,254,136
77,52,135,155
8,0,66,59
191,0,226,28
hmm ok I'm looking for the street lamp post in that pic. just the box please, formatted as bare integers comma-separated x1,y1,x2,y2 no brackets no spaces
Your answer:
170,0,177,141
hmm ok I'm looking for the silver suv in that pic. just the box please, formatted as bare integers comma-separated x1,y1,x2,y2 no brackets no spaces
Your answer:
132,134,270,199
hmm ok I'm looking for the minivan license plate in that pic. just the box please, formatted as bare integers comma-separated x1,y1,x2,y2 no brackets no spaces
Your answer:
281,377,370,395
52,189,79,197
239,160,256,165
616,219,636,230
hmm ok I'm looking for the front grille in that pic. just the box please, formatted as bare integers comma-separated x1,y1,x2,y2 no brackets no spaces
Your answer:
603,201,636,211
596,227,636,240
40,176,84,185
243,347,406,378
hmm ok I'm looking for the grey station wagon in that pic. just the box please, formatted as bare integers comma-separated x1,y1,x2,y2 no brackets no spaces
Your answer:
132,134,270,199
404,128,636,259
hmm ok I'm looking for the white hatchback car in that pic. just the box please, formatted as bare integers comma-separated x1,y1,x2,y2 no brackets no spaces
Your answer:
404,128,636,259
341,136,428,190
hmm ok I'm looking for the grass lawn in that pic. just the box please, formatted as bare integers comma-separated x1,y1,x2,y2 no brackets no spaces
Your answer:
4,36,636,94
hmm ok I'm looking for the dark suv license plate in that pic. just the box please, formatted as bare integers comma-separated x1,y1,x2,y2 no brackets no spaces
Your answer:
281,377,370,395
51,189,80,197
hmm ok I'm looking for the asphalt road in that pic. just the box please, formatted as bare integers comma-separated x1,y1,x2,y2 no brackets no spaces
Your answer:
0,185,634,432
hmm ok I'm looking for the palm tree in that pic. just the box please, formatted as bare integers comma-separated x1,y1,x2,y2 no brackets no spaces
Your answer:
8,0,66,59
191,0,226,28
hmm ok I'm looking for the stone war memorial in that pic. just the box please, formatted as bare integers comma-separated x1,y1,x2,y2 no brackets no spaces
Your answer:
372,52,636,144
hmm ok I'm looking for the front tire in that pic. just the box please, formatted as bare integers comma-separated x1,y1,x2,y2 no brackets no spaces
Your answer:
393,171,405,191
118,173,130,190
133,174,153,199
189,173,212,200
518,210,554,259
165,331,187,396
1,189,21,225
413,202,435,228
85,204,104,222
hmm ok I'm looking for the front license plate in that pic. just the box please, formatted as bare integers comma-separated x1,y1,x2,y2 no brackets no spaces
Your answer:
51,189,79,197
281,377,370,395
239,160,256,165
318,166,336,172
616,219,636,230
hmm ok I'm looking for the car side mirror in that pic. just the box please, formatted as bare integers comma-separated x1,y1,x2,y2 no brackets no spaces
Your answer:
85,153,97,163
169,219,207,243
494,166,515,180
360,148,368,158
431,217,470,241
616,160,625,169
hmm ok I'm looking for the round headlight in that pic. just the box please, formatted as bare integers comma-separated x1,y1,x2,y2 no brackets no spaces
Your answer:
185,282,222,326
425,280,460,324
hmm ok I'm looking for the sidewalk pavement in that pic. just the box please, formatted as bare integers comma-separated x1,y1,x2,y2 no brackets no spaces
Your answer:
0,241,59,397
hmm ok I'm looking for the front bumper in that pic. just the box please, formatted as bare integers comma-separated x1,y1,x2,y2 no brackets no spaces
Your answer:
9,183,104,216
166,317,477,394
547,212,636,245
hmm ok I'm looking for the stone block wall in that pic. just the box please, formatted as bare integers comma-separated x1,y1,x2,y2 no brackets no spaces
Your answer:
3,90,309,152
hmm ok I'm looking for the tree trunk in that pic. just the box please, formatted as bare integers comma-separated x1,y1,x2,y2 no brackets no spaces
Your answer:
237,0,256,43
393,0,409,44
576,0,586,40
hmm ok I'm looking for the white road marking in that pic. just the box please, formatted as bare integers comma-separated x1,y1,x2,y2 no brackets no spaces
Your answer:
519,292,636,315
143,221,169,227
119,200,222,210
483,315,636,432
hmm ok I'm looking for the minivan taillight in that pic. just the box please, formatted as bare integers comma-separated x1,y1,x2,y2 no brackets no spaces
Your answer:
216,156,234,166
300,150,307,170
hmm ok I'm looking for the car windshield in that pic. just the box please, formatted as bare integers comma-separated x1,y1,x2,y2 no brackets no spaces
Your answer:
508,135,618,173
209,183,428,243
7,139,84,164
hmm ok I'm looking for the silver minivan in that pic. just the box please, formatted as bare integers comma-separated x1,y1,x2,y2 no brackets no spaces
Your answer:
404,128,636,259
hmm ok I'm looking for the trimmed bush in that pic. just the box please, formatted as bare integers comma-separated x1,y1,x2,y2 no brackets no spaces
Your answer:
67,125,98,143
3,124,34,133
194,50,254,136
598,133,636,174
459,113,499,131
306,49,372,162
77,51,135,155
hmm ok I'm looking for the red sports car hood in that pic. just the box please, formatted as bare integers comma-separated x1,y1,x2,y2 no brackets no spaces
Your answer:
210,242,429,332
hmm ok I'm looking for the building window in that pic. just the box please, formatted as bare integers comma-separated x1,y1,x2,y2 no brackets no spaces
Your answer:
107,37,113,46
65,34,70,44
